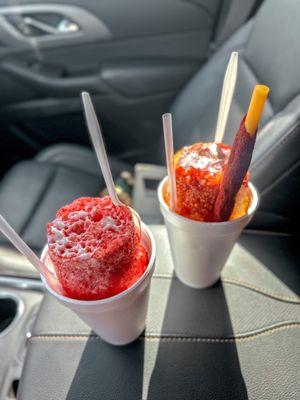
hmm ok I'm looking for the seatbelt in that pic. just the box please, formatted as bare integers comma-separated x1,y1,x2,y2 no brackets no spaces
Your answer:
212,0,263,47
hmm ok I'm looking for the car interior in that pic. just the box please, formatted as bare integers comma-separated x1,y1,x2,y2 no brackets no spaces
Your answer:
0,0,299,398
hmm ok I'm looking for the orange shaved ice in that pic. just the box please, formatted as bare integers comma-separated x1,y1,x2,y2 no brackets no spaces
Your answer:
163,142,250,222
229,186,251,220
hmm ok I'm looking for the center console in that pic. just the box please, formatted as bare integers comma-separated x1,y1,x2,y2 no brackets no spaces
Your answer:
17,225,300,399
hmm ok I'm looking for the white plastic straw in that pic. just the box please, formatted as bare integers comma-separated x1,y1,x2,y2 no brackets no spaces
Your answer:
81,92,121,206
162,113,177,211
214,51,238,143
0,214,61,291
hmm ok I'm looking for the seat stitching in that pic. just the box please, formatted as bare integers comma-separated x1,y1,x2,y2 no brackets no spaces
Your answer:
151,274,300,303
222,278,300,304
28,323,300,343
19,168,57,237
259,159,300,197
144,322,300,341
144,323,300,342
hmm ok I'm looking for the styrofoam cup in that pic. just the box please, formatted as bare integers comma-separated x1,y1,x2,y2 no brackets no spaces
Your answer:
41,222,156,345
158,177,259,288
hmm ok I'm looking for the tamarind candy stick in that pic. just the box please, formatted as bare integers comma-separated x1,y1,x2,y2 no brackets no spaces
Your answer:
213,85,269,222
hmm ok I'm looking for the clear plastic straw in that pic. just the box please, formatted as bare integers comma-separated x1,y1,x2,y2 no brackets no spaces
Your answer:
214,51,238,143
162,113,177,211
0,214,62,291
81,92,122,206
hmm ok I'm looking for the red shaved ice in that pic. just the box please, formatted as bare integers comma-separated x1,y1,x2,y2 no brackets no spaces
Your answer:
46,196,148,300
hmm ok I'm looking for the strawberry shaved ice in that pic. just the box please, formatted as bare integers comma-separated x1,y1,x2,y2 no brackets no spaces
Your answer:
46,196,148,300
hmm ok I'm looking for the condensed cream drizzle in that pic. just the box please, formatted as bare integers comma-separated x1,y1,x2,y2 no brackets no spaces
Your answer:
101,216,120,231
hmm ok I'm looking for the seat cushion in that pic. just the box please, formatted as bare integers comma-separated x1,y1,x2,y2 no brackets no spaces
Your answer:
17,226,300,400
0,144,131,252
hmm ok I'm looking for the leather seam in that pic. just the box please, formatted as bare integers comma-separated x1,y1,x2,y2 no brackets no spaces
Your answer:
222,278,300,304
151,274,300,303
251,120,300,177
184,0,215,20
28,323,300,343
259,159,300,197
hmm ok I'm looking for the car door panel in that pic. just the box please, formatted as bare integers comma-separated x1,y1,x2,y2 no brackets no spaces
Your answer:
0,0,222,164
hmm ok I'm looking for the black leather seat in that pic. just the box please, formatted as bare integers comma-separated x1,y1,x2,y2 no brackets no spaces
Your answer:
17,226,300,399
1,0,300,252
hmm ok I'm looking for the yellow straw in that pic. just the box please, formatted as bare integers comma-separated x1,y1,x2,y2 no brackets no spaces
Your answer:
245,85,270,136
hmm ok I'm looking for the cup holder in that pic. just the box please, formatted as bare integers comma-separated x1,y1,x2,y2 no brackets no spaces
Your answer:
0,293,23,336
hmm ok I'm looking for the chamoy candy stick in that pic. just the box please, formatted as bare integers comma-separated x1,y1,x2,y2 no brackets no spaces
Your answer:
213,85,269,222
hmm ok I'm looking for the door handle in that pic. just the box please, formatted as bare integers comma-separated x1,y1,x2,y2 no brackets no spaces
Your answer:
0,4,111,47
21,16,79,36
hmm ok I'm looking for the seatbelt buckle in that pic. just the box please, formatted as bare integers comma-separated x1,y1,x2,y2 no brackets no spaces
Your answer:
132,163,166,222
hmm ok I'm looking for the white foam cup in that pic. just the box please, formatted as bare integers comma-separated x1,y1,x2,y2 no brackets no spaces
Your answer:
158,177,259,288
41,222,156,345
